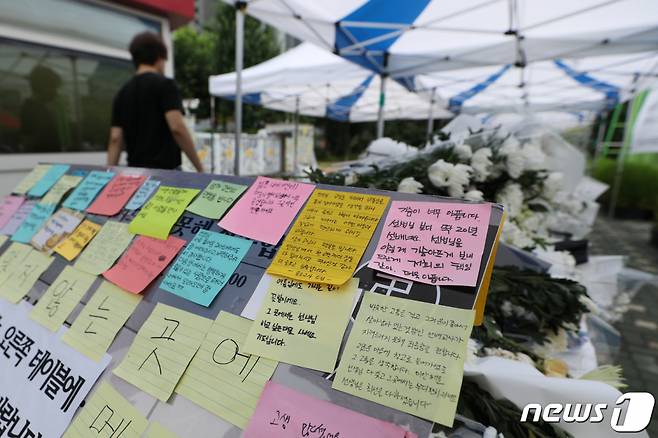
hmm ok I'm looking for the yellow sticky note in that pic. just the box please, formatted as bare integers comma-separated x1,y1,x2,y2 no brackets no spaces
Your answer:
145,422,180,438
113,303,212,401
0,235,7,247
63,381,148,438
267,190,389,285
12,164,51,195
176,311,278,428
62,280,142,361
243,276,358,373
54,219,101,261
75,221,133,275
0,249,53,304
333,292,475,427
128,186,200,239
40,175,82,205
30,265,96,331
0,242,30,285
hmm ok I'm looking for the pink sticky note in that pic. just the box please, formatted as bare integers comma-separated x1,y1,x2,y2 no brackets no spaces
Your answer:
103,235,185,293
218,176,314,245
86,174,147,216
244,381,417,438
0,196,25,230
368,201,492,287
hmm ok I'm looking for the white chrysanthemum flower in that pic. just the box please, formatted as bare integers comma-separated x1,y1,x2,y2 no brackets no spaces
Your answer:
521,142,546,170
499,140,525,179
466,338,480,365
482,347,535,367
501,220,535,249
453,143,473,161
470,148,493,182
397,177,423,194
542,172,564,201
428,159,453,187
428,160,472,198
464,189,484,202
496,182,524,218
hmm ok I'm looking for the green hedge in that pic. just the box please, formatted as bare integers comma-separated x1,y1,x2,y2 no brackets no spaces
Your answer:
592,154,658,214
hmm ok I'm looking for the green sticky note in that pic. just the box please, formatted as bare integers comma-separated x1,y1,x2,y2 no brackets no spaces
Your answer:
40,175,82,206
186,180,247,219
176,311,278,428
12,164,51,195
63,280,142,361
0,249,53,304
0,242,32,285
332,292,475,427
30,265,96,331
75,221,133,275
129,186,200,239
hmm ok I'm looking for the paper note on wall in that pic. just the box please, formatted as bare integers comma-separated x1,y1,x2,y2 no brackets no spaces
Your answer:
243,381,417,438
11,203,56,243
0,200,36,236
125,179,160,210
160,230,250,306
113,303,212,401
333,292,475,427
86,173,147,216
40,175,82,205
53,219,101,261
31,208,84,252
63,280,142,361
0,242,32,285
176,311,278,428
186,180,247,219
368,201,492,287
0,249,53,303
0,235,7,248
27,164,70,197
243,276,357,372
12,164,51,195
145,422,180,438
0,196,25,230
218,176,315,245
62,381,149,438
103,235,185,293
63,170,115,211
268,189,389,285
128,186,200,239
75,221,133,275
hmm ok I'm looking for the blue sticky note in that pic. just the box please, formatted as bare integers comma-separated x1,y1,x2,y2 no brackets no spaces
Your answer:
161,230,251,306
125,179,160,210
27,164,70,198
11,203,56,243
62,170,115,211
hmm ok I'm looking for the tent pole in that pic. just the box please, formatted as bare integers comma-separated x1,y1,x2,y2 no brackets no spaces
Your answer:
426,87,436,145
293,95,300,175
376,75,387,138
210,96,216,174
234,1,246,176
608,101,634,218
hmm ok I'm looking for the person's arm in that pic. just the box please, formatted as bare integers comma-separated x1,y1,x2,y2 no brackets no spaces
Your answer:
165,109,204,172
107,126,123,166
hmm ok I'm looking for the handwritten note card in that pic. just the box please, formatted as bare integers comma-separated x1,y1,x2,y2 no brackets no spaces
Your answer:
63,170,115,211
244,381,417,438
86,174,147,216
268,190,389,285
243,276,357,372
54,219,101,261
368,201,492,286
29,265,96,332
40,175,82,205
27,164,70,197
103,235,185,293
0,242,32,285
62,381,149,438
161,230,250,306
11,203,56,243
12,164,51,195
333,292,475,427
218,176,315,245
75,221,133,275
63,280,142,361
0,196,25,229
125,179,160,210
31,208,84,252
0,200,35,235
128,186,200,239
176,311,278,428
186,180,247,219
113,303,212,401
0,249,53,303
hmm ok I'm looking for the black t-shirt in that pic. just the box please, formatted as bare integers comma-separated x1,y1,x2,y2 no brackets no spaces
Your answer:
111,72,183,169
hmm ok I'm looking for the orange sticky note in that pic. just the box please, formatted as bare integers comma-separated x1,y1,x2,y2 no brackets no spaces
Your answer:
86,174,146,216
103,235,185,293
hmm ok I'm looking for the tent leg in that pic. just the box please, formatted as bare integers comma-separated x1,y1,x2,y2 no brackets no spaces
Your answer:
376,75,387,138
293,96,300,175
234,1,246,176
426,87,436,145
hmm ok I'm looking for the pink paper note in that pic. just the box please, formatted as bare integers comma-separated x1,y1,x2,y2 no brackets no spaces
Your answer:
243,381,417,438
368,201,492,287
0,196,25,229
0,200,35,236
218,176,314,245
86,174,147,216
102,235,185,293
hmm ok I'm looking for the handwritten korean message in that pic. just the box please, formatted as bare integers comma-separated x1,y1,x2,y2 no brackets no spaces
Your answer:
29,265,96,332
243,276,357,372
86,174,147,216
62,170,115,211
333,292,475,427
125,179,160,210
63,381,148,438
54,219,101,261
113,303,212,401
40,175,82,206
12,164,51,195
27,164,70,197
176,311,278,428
0,196,25,230
268,190,389,285
218,176,315,245
161,230,250,306
0,200,35,236
103,235,185,293
11,203,56,244
63,280,142,361
243,381,417,438
368,201,492,287
186,180,247,219
31,208,84,252
128,186,200,239
75,221,133,275
0,249,53,303
0,242,32,285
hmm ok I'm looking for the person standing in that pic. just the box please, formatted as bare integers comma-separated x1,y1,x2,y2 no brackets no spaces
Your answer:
107,32,203,172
